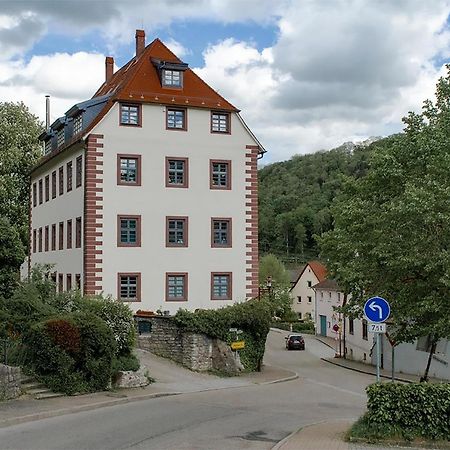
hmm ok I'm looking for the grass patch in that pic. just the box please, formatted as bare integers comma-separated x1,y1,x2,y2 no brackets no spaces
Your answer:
348,415,450,449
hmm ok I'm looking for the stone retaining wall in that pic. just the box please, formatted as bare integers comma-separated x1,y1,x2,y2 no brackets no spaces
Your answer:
0,364,21,400
137,317,242,374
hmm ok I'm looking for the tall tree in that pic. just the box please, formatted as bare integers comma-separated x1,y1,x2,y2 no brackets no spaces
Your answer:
0,102,43,249
320,67,450,380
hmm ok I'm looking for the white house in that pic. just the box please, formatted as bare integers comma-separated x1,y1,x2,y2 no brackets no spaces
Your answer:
313,279,342,338
290,261,327,320
29,30,264,314
316,280,450,379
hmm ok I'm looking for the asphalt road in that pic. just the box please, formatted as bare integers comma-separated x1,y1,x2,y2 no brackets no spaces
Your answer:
0,331,375,450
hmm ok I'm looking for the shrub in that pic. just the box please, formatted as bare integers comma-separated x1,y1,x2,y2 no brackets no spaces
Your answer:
111,353,140,374
44,318,81,354
25,313,116,394
174,300,271,372
365,382,450,440
51,293,136,356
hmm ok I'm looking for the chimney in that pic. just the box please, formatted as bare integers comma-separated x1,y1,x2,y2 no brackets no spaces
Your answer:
45,95,50,131
105,56,114,82
135,29,145,57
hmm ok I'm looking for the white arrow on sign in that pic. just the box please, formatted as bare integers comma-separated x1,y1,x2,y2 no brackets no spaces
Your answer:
369,301,383,320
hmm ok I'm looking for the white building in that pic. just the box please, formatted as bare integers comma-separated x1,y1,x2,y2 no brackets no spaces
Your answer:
316,280,450,379
29,30,264,314
290,261,327,320
313,279,342,338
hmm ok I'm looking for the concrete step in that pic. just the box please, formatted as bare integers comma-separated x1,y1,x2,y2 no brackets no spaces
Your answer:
35,392,65,400
26,387,53,395
22,381,45,389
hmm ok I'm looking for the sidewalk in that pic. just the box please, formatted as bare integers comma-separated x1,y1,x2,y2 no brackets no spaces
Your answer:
315,336,443,383
0,349,297,428
272,420,425,450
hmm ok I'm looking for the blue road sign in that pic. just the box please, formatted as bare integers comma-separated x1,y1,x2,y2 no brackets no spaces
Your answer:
364,296,390,323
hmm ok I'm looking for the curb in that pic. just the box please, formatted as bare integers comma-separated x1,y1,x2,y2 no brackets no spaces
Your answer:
320,358,413,383
271,418,358,450
0,369,298,429
315,336,335,350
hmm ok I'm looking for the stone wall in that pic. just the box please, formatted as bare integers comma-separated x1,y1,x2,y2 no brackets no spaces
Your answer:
0,364,21,400
137,317,242,374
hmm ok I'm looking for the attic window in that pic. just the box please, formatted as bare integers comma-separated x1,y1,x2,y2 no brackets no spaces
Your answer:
73,115,82,135
45,140,52,154
162,69,182,87
57,129,65,147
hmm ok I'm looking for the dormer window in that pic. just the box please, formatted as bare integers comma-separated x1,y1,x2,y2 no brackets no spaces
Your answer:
57,129,65,147
163,69,182,87
45,140,52,154
73,115,82,135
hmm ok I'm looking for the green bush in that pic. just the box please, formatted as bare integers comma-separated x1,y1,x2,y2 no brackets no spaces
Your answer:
271,321,315,334
174,300,271,372
52,293,136,356
112,353,140,373
365,383,450,440
25,313,116,394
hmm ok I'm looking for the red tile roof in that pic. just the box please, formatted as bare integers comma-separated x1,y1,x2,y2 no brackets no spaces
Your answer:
94,38,238,112
308,260,327,283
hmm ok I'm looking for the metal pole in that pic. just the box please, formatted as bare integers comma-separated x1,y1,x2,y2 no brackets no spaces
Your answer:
391,344,395,382
376,333,381,382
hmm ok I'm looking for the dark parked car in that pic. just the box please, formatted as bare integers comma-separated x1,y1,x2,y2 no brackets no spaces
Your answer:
285,334,305,350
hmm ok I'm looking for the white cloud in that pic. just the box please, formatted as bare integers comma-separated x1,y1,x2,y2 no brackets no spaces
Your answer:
163,38,191,59
193,1,450,162
0,0,449,162
0,52,105,123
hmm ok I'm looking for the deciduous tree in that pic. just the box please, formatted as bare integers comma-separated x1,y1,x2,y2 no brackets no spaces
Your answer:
320,67,450,380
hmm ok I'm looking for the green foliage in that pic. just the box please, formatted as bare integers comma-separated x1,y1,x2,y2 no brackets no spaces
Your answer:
111,353,140,373
1,269,138,392
272,321,315,334
362,383,450,441
25,313,116,395
50,292,136,356
259,254,292,319
320,68,450,357
174,301,271,372
259,141,375,258
0,102,43,249
0,217,26,298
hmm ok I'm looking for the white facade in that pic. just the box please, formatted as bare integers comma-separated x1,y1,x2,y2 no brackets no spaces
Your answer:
290,264,325,320
95,104,255,313
30,144,85,290
314,287,342,338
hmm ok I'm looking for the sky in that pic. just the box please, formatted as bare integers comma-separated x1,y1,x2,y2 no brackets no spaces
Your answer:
0,0,449,163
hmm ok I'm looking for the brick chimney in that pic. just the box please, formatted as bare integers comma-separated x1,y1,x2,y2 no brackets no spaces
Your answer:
135,29,145,57
105,56,114,82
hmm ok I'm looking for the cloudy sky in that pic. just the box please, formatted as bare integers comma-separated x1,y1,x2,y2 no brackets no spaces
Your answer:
1,0,449,162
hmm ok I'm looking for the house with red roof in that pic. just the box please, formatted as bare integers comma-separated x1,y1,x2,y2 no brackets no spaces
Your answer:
289,260,326,321
29,30,265,314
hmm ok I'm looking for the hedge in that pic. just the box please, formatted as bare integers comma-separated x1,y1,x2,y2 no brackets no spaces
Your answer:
271,321,315,334
365,383,450,440
174,300,271,372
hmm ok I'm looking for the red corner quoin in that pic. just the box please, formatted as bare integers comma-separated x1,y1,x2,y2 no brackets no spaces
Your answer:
84,134,104,295
245,145,259,298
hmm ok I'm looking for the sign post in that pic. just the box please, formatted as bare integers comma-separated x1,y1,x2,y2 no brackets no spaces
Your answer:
364,296,390,382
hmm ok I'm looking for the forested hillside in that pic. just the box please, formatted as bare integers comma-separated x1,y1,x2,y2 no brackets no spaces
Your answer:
258,138,393,262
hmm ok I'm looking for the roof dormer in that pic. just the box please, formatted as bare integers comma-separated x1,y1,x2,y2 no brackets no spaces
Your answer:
152,58,189,89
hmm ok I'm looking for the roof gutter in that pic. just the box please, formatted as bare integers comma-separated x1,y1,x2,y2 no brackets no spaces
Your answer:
236,113,267,158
